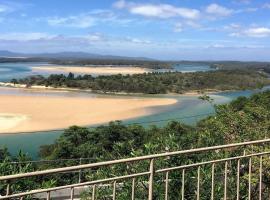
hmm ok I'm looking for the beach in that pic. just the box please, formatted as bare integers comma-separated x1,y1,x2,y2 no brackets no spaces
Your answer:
0,94,177,134
32,65,152,75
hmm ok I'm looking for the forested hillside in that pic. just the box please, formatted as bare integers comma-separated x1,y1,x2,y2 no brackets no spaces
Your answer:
14,70,270,94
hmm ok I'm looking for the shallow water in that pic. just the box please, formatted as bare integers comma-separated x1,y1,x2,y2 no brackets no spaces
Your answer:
0,62,214,82
0,62,268,158
0,86,269,159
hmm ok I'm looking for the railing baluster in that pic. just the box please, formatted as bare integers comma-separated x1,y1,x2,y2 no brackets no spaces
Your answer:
211,163,215,200
237,159,240,200
165,171,169,200
131,178,135,200
259,156,263,200
78,158,82,183
224,161,228,200
148,159,154,200
181,169,185,200
248,158,252,200
92,184,96,200
46,191,50,200
197,166,200,200
113,181,117,200
113,181,116,200
70,187,74,200
6,182,10,196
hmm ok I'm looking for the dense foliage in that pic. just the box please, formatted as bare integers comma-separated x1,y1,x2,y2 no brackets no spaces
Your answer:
209,61,270,73
51,59,173,69
14,70,270,94
1,90,270,199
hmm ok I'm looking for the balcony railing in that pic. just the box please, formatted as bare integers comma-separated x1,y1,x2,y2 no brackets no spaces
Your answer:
1,138,270,199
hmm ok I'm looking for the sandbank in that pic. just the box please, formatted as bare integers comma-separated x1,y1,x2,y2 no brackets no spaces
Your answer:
32,66,152,75
0,94,177,133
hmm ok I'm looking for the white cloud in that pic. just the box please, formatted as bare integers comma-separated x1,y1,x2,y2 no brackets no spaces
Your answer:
48,15,96,28
113,0,200,20
124,37,151,44
174,23,183,32
244,27,270,38
46,10,134,28
230,27,270,38
263,3,270,9
113,0,126,9
206,4,233,17
0,4,12,13
0,32,54,41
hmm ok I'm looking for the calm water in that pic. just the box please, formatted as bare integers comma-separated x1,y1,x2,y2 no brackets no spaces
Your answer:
0,62,267,159
0,62,214,82
1,86,269,159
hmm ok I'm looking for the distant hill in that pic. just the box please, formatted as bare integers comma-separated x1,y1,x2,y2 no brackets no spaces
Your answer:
0,50,153,61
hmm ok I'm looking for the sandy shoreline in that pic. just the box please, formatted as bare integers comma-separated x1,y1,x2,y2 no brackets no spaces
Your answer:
0,93,177,134
32,65,152,75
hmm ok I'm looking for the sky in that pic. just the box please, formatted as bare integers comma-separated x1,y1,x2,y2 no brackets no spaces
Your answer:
0,0,270,61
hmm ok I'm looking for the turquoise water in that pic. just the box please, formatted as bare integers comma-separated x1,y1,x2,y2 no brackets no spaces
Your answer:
0,62,267,159
0,62,52,81
158,63,214,73
0,86,269,159
0,62,214,82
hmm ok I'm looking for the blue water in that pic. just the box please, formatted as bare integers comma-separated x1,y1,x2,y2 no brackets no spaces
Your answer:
171,63,214,73
0,62,267,159
0,62,51,81
0,86,269,159
0,62,214,82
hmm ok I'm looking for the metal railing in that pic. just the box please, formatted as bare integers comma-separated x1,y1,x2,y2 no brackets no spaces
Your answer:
1,138,270,199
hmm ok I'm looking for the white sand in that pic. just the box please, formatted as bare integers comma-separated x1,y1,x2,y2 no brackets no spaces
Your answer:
32,66,152,75
0,114,28,132
0,95,177,133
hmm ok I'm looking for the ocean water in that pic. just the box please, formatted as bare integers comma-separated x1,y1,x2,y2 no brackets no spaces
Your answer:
0,62,267,158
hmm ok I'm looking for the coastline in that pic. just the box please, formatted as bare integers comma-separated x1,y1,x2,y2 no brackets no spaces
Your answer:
31,65,152,75
0,89,177,134
0,82,223,96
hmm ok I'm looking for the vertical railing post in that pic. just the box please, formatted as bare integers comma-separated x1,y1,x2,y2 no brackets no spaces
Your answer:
46,191,50,200
6,181,10,196
70,187,74,200
165,171,169,200
181,169,185,200
211,163,215,200
248,158,252,200
78,158,82,183
92,185,96,200
224,161,228,200
113,181,116,200
148,158,155,200
197,166,200,200
259,156,263,200
131,178,136,200
236,159,240,200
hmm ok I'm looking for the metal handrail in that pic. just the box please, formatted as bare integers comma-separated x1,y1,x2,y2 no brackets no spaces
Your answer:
1,138,270,181
1,138,270,200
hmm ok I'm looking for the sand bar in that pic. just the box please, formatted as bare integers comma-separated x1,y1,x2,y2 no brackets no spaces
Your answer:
0,94,177,134
32,66,152,75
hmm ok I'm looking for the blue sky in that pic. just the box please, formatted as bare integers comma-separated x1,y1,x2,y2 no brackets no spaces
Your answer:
0,0,270,60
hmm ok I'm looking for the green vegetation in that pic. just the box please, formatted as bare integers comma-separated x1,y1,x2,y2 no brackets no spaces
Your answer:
1,90,270,199
51,59,173,69
14,70,270,94
208,61,270,73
